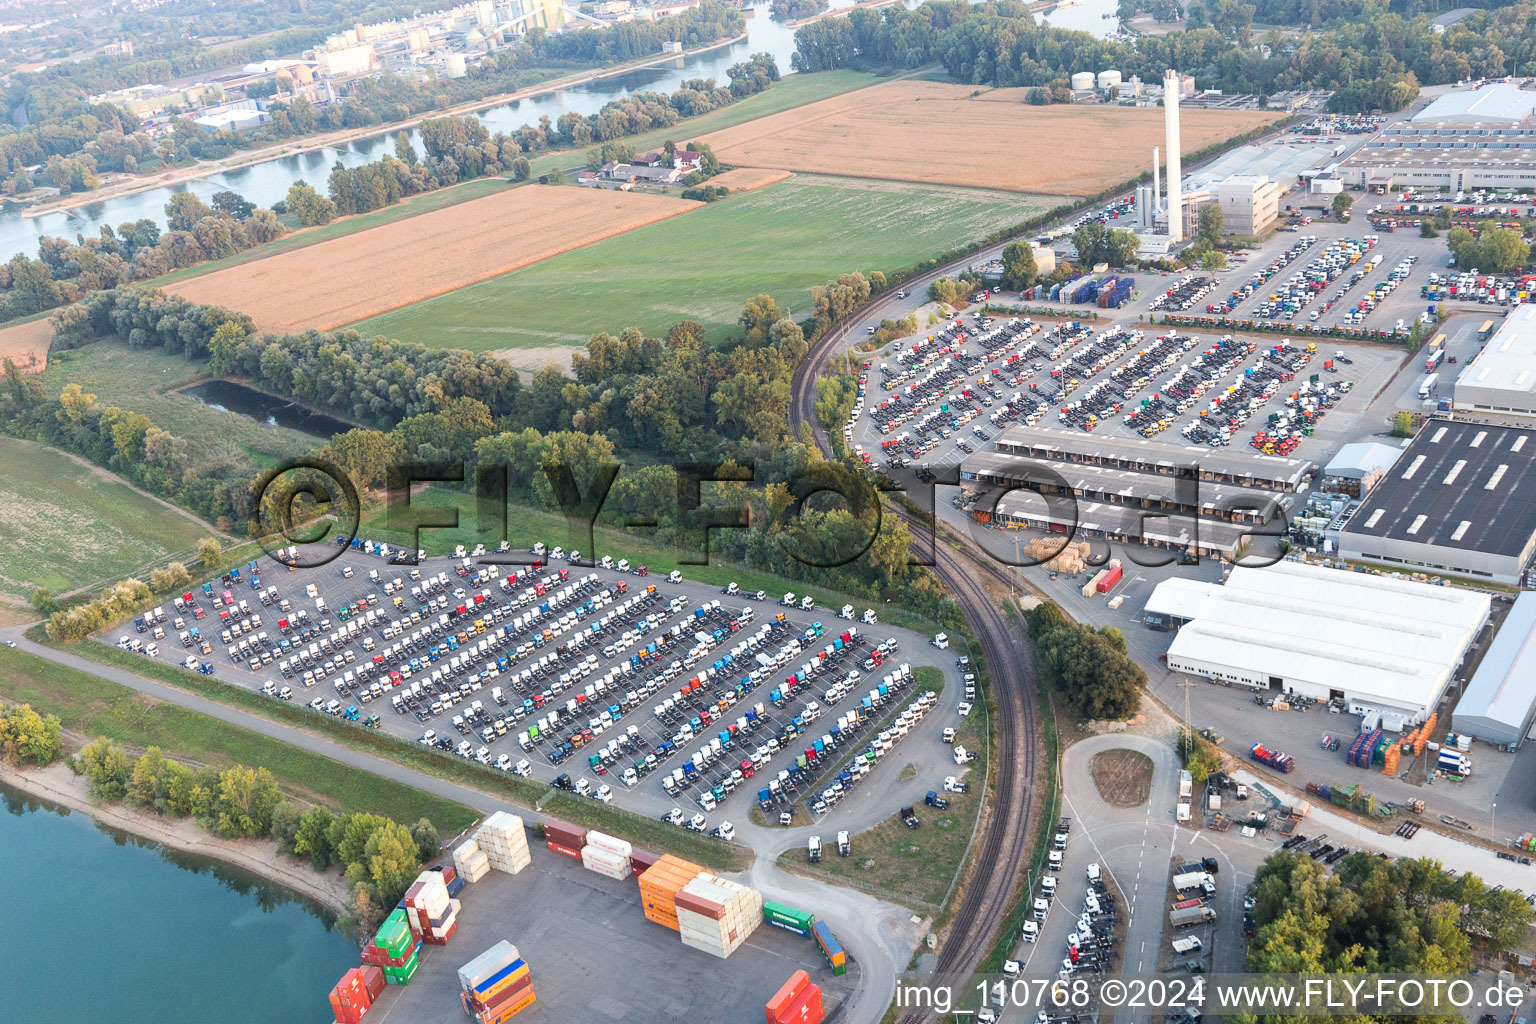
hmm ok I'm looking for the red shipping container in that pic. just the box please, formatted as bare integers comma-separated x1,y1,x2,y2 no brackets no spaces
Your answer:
1095,565,1123,593
359,966,385,1001
543,819,587,848
329,969,372,1024
422,918,459,946
630,850,659,876
439,865,458,885
776,984,825,1024
766,971,810,1024
546,840,581,860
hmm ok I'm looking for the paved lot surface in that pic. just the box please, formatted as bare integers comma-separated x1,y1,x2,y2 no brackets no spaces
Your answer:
105,547,965,843
366,842,860,1024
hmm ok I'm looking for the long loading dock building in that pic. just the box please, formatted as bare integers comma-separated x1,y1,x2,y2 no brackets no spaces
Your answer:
1144,560,1491,730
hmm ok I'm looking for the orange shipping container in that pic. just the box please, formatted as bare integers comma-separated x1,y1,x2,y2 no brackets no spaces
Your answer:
638,855,707,930
767,971,811,1024
477,985,537,1024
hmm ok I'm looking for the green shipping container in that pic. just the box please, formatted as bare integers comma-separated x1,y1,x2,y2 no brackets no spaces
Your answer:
763,900,816,932
374,910,413,959
384,952,420,985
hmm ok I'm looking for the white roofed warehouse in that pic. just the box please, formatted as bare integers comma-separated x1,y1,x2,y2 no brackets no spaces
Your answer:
1452,593,1536,748
1144,561,1490,730
1455,305,1536,418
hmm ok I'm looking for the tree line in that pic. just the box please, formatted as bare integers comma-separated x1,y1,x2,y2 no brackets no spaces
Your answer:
76,736,441,936
790,0,1536,112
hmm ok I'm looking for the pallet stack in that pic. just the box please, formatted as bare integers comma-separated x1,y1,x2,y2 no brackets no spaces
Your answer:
581,830,633,880
404,870,460,947
766,970,825,1024
453,840,492,882
637,854,707,931
676,873,763,959
458,941,537,1024
473,812,531,874
363,910,422,986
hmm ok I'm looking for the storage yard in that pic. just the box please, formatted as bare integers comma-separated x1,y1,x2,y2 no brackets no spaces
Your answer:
326,811,857,1024
103,545,963,832
698,82,1283,195
168,186,700,334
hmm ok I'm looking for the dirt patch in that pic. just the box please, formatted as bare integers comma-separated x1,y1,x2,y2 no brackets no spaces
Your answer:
0,318,53,373
1088,749,1155,808
708,166,792,192
169,186,700,334
700,82,1283,195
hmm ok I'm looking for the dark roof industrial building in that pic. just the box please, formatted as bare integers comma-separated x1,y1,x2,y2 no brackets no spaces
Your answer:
1338,421,1536,584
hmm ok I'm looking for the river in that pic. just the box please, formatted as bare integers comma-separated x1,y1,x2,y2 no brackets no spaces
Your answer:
0,779,356,1023
0,0,1119,263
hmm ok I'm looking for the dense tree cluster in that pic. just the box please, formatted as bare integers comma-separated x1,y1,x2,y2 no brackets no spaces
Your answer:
77,735,437,935
770,0,831,19
1249,850,1535,980
0,703,64,767
1025,601,1145,720
1447,223,1531,274
788,0,1536,112
0,190,283,322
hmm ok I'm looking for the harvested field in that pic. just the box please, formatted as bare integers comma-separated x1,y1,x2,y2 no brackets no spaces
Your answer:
701,82,1283,195
169,186,699,334
707,167,793,192
0,317,54,373
1088,749,1155,808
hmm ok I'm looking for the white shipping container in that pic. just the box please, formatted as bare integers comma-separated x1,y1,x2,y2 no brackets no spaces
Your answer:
584,830,634,860
580,844,632,880
461,856,491,883
459,941,521,992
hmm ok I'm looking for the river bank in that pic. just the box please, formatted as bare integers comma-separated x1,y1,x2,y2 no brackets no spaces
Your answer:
0,759,351,915
21,32,748,221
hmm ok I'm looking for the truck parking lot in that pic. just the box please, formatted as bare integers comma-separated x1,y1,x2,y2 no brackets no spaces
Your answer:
850,310,1399,471
104,544,962,839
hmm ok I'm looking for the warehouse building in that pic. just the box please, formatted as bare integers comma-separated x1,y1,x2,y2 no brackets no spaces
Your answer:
1145,560,1491,729
1455,304,1536,417
1337,83,1536,190
1321,440,1403,497
1337,421,1536,584
1452,593,1536,748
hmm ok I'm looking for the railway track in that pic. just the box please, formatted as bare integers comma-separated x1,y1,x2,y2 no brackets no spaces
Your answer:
790,310,1041,1023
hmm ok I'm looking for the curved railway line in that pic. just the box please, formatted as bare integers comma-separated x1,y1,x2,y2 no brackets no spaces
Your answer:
789,301,1043,1022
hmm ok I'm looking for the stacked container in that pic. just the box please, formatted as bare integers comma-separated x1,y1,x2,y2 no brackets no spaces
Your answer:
581,829,634,880
812,920,847,976
328,968,374,1024
762,901,816,937
766,971,825,1024
364,910,422,985
543,819,586,861
637,855,707,931
629,849,659,877
473,812,531,875
404,869,460,946
453,840,492,883
436,864,466,898
458,941,537,1024
675,873,764,959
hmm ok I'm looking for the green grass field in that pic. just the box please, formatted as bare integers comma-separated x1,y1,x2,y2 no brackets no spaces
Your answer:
0,436,212,602
0,645,477,831
354,175,1066,358
37,342,319,473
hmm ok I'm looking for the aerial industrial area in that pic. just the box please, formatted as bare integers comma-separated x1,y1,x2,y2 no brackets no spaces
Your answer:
3,0,1536,1022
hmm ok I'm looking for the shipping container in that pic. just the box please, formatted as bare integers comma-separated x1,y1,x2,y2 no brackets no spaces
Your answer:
542,818,587,849
812,919,847,975
762,900,816,937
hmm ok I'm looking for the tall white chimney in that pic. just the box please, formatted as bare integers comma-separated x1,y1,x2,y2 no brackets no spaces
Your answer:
1164,69,1183,242
1152,146,1161,215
